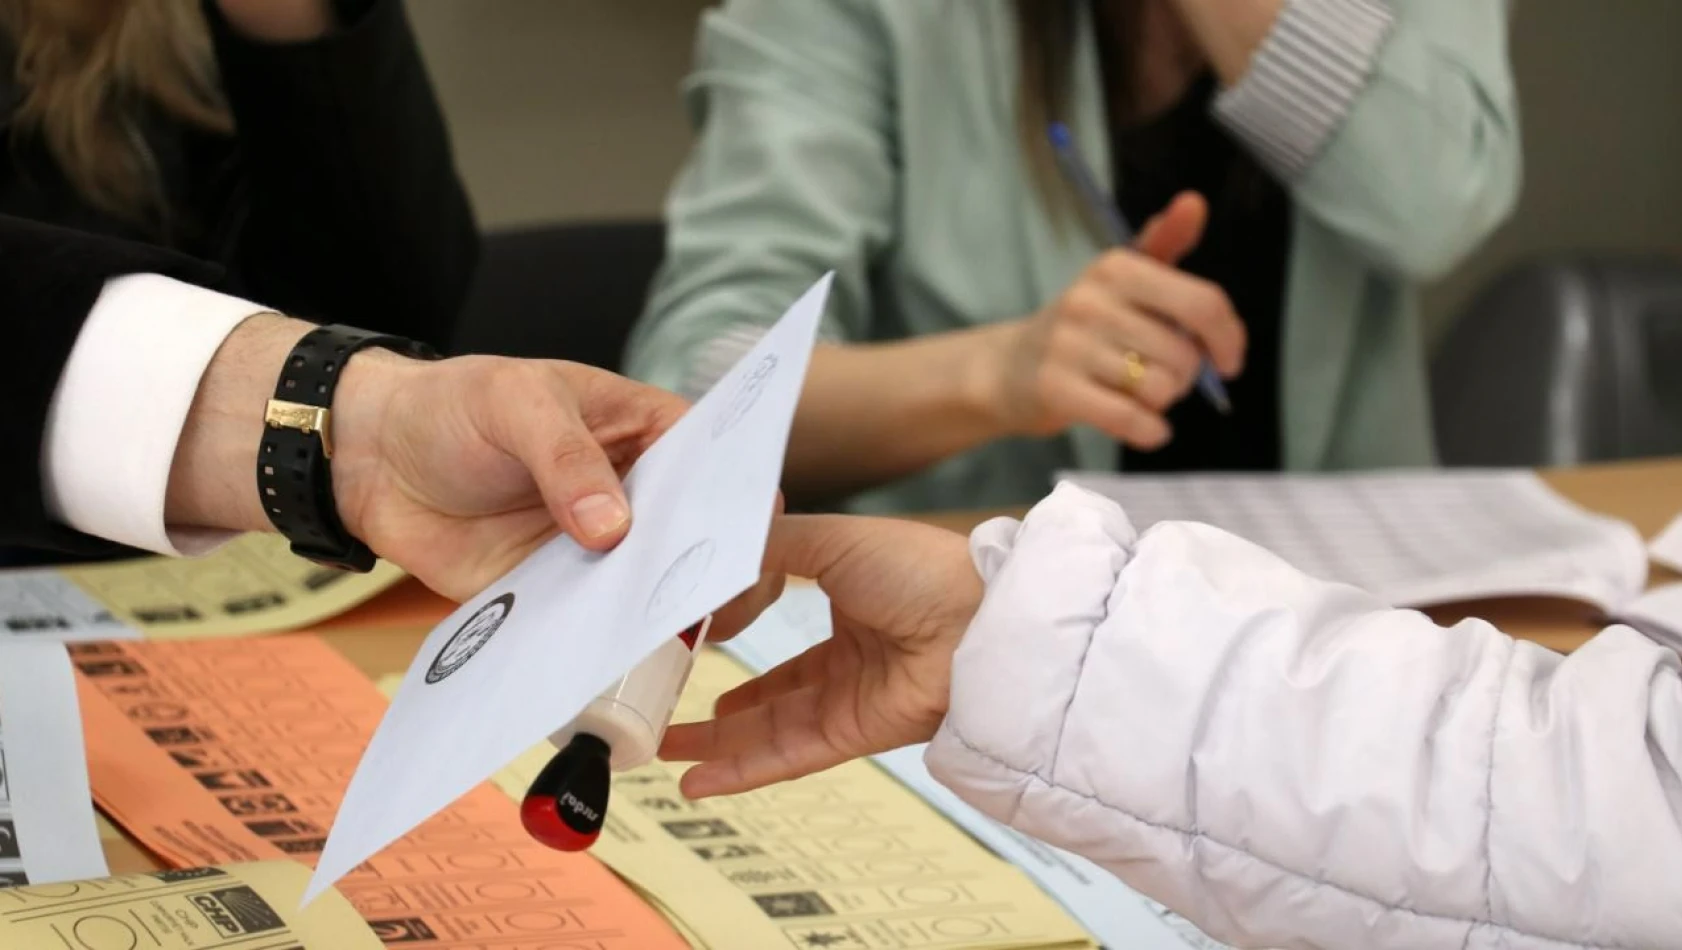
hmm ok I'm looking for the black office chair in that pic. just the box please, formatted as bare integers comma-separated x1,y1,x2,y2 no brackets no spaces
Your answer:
1432,256,1682,467
450,220,666,371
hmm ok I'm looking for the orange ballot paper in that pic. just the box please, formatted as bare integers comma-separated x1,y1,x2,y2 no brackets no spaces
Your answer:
0,861,382,949
73,637,686,950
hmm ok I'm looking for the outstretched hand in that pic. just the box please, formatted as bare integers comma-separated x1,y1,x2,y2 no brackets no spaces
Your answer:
661,513,983,798
166,316,785,629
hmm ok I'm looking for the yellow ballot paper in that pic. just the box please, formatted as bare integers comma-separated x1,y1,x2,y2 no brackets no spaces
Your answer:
0,861,382,949
57,533,404,639
396,651,1097,950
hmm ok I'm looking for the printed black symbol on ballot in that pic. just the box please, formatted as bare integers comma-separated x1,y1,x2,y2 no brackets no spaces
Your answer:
147,725,217,746
189,886,284,937
755,891,836,919
691,842,765,861
76,658,146,677
152,867,226,884
218,793,297,818
712,353,779,439
369,918,439,943
425,593,514,684
788,927,869,950
275,837,327,855
105,680,162,699
5,615,67,632
244,818,324,839
0,820,20,860
195,769,272,791
645,539,716,623
661,818,738,840
171,748,237,769
133,604,201,624
223,591,285,615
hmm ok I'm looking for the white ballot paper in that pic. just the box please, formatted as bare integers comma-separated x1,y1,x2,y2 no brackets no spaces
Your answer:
1653,514,1682,574
0,641,109,885
306,274,832,903
1057,470,1649,611
724,586,1230,950
0,569,140,641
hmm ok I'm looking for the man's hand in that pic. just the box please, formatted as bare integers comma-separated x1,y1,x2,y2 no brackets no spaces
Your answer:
660,514,983,799
164,314,787,618
325,350,688,600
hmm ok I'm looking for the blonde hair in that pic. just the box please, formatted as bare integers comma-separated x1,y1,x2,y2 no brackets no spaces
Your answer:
0,0,232,226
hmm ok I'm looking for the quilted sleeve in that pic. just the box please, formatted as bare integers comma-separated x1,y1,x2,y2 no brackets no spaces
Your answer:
926,484,1682,949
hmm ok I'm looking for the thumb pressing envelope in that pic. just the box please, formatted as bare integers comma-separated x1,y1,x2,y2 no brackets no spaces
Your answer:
306,274,834,904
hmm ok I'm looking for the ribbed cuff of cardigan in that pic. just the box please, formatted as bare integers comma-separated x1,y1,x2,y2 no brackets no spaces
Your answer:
1213,0,1396,180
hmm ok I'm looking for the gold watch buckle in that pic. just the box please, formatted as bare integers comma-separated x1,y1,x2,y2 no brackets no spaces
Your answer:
265,400,334,458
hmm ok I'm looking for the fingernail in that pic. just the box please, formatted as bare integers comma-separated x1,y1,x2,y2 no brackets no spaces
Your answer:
571,493,629,540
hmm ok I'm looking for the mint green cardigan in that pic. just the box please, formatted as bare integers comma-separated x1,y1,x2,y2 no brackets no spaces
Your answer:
626,0,1521,513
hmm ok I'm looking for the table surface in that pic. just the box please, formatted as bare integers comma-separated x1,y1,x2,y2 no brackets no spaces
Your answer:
101,457,1682,875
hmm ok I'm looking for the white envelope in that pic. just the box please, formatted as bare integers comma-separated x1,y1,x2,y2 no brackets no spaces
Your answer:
307,274,833,903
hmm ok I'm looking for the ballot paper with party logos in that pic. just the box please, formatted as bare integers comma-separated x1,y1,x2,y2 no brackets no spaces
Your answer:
382,654,1099,950
307,274,833,904
0,862,383,949
0,533,405,642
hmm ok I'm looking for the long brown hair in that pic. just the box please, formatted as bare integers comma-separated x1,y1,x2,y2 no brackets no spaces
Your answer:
1014,0,1147,223
0,0,232,226
1015,0,1272,227
1014,0,1079,209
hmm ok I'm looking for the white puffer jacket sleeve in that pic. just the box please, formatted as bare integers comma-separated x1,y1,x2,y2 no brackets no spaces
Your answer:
924,483,1682,950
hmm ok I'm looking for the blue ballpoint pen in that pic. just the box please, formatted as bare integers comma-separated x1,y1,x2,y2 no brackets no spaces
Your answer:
1047,122,1233,415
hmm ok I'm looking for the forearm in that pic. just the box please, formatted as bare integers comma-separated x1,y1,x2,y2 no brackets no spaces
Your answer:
784,327,1009,500
163,314,406,538
1171,0,1285,86
163,315,309,535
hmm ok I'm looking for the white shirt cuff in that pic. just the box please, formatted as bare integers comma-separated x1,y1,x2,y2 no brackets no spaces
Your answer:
41,274,271,556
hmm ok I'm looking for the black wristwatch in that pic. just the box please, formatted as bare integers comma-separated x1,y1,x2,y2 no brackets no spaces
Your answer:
259,325,436,572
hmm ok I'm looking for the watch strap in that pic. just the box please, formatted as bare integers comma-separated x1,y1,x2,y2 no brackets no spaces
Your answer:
259,325,435,572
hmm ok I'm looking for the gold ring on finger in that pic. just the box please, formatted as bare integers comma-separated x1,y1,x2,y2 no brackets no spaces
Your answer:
1118,350,1148,392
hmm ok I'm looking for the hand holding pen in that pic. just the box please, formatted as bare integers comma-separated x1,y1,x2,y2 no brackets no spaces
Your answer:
1048,123,1237,416
966,130,1245,451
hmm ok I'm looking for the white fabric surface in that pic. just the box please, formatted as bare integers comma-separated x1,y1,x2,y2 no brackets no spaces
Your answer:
928,483,1682,949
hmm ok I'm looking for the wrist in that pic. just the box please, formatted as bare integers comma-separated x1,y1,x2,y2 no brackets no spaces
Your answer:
956,321,1028,437
165,314,313,535
329,347,425,544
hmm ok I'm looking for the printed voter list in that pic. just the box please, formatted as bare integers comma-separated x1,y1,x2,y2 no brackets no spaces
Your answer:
307,274,834,903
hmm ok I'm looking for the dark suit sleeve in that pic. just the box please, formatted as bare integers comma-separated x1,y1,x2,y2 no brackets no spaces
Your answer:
0,215,227,552
204,0,478,349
